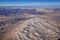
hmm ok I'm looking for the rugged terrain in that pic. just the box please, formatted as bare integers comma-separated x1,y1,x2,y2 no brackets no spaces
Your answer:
0,7,60,40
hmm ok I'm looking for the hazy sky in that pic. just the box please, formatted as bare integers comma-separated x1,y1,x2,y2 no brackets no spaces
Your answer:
0,0,60,7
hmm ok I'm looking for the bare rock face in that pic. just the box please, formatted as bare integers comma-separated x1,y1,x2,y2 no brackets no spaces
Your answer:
0,18,60,40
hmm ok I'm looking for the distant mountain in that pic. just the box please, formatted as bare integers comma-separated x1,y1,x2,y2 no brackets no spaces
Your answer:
0,6,40,9
0,8,46,16
53,8,60,11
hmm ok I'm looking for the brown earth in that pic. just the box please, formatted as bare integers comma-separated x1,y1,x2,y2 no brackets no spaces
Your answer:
0,8,60,40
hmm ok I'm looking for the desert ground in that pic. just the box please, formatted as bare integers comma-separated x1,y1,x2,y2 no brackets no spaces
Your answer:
0,7,60,40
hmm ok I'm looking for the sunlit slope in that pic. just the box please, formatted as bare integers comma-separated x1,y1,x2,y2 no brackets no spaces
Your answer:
0,17,60,40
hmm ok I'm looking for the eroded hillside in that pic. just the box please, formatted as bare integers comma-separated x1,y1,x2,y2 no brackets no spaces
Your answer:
0,8,60,40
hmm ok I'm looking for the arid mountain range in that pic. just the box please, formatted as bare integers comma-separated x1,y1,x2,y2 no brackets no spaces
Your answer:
0,7,60,40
